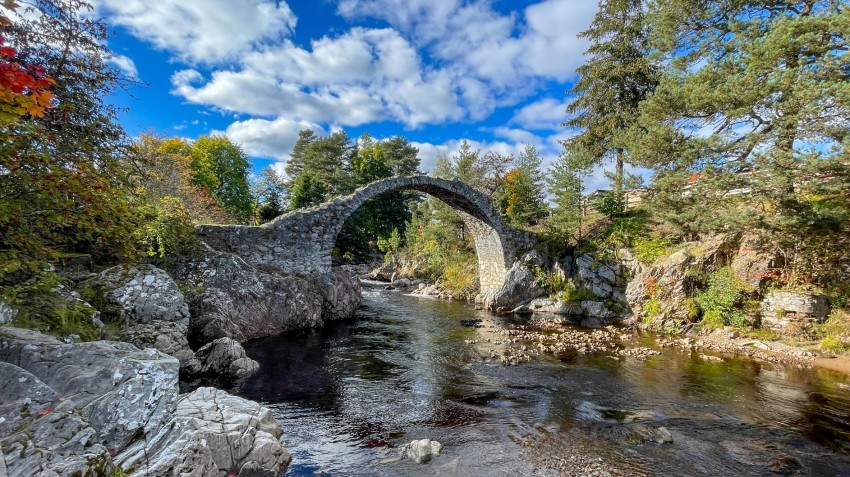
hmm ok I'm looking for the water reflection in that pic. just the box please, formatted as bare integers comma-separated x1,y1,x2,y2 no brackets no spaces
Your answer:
236,283,850,476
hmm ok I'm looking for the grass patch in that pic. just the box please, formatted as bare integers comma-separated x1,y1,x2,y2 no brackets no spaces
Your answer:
815,309,850,355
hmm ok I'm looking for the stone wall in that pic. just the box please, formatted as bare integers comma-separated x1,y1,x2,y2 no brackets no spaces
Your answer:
198,176,537,295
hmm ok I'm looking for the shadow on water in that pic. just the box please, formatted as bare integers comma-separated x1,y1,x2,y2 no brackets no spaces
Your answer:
235,283,850,477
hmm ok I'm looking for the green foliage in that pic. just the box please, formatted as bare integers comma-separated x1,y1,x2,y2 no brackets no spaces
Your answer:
440,258,479,299
133,197,197,259
626,0,850,290
501,145,547,227
377,228,402,260
819,336,849,355
0,0,141,283
694,267,751,328
643,298,661,324
5,273,103,341
593,190,625,218
252,167,287,222
565,0,658,196
815,310,850,355
633,235,671,265
554,286,598,304
546,147,593,243
189,136,253,222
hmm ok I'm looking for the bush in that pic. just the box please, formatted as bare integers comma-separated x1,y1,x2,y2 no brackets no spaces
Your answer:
440,257,478,299
695,267,751,328
134,197,197,259
820,336,849,355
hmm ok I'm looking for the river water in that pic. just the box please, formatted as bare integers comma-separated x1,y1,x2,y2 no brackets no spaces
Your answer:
235,283,850,476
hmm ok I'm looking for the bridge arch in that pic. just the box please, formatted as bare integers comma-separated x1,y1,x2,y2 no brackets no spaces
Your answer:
197,176,535,295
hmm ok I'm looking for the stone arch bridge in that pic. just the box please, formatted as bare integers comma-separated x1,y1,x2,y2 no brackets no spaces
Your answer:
197,176,537,294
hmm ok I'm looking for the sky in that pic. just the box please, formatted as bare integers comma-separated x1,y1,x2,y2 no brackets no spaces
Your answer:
93,0,629,190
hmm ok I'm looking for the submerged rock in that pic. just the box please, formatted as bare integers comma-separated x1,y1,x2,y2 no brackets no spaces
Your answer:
399,439,443,464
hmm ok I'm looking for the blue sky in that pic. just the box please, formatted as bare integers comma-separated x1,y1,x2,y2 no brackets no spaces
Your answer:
96,0,618,186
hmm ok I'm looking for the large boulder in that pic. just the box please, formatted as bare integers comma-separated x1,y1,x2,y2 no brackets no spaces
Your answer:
183,337,259,386
760,291,830,332
482,251,543,311
0,328,290,477
0,328,180,454
83,264,190,324
172,244,361,344
320,269,362,321
116,387,291,477
79,264,192,359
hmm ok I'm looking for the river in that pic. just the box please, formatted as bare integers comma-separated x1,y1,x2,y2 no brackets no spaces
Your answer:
234,282,850,476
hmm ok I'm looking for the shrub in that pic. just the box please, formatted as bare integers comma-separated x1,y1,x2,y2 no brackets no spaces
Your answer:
820,336,849,355
6,273,104,341
695,267,751,328
440,257,478,299
134,197,197,259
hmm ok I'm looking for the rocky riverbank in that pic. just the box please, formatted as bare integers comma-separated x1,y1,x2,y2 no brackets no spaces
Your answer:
0,327,290,476
0,238,364,476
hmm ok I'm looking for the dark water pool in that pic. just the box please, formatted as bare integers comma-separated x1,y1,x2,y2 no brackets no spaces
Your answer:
234,283,850,476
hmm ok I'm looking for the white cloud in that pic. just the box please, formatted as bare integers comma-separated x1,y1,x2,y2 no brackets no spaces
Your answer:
109,53,138,79
214,117,327,161
94,0,297,64
511,98,570,130
493,127,542,146
171,28,461,127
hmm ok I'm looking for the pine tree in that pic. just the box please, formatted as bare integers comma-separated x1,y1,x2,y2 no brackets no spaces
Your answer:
565,0,657,197
634,0,849,285
547,148,593,244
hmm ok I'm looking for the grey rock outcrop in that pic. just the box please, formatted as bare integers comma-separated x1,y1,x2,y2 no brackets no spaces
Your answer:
0,327,290,477
0,362,111,477
172,244,361,344
761,291,830,331
80,264,192,359
626,235,734,325
183,337,259,385
320,269,362,321
87,264,190,324
482,251,543,311
0,301,16,325
116,387,291,477
731,234,780,288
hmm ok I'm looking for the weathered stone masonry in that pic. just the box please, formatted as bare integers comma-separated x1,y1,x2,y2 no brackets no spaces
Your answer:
197,176,537,295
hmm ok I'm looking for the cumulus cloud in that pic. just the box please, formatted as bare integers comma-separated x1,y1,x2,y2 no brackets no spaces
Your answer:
213,117,327,161
511,98,571,130
93,0,297,64
170,28,462,127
